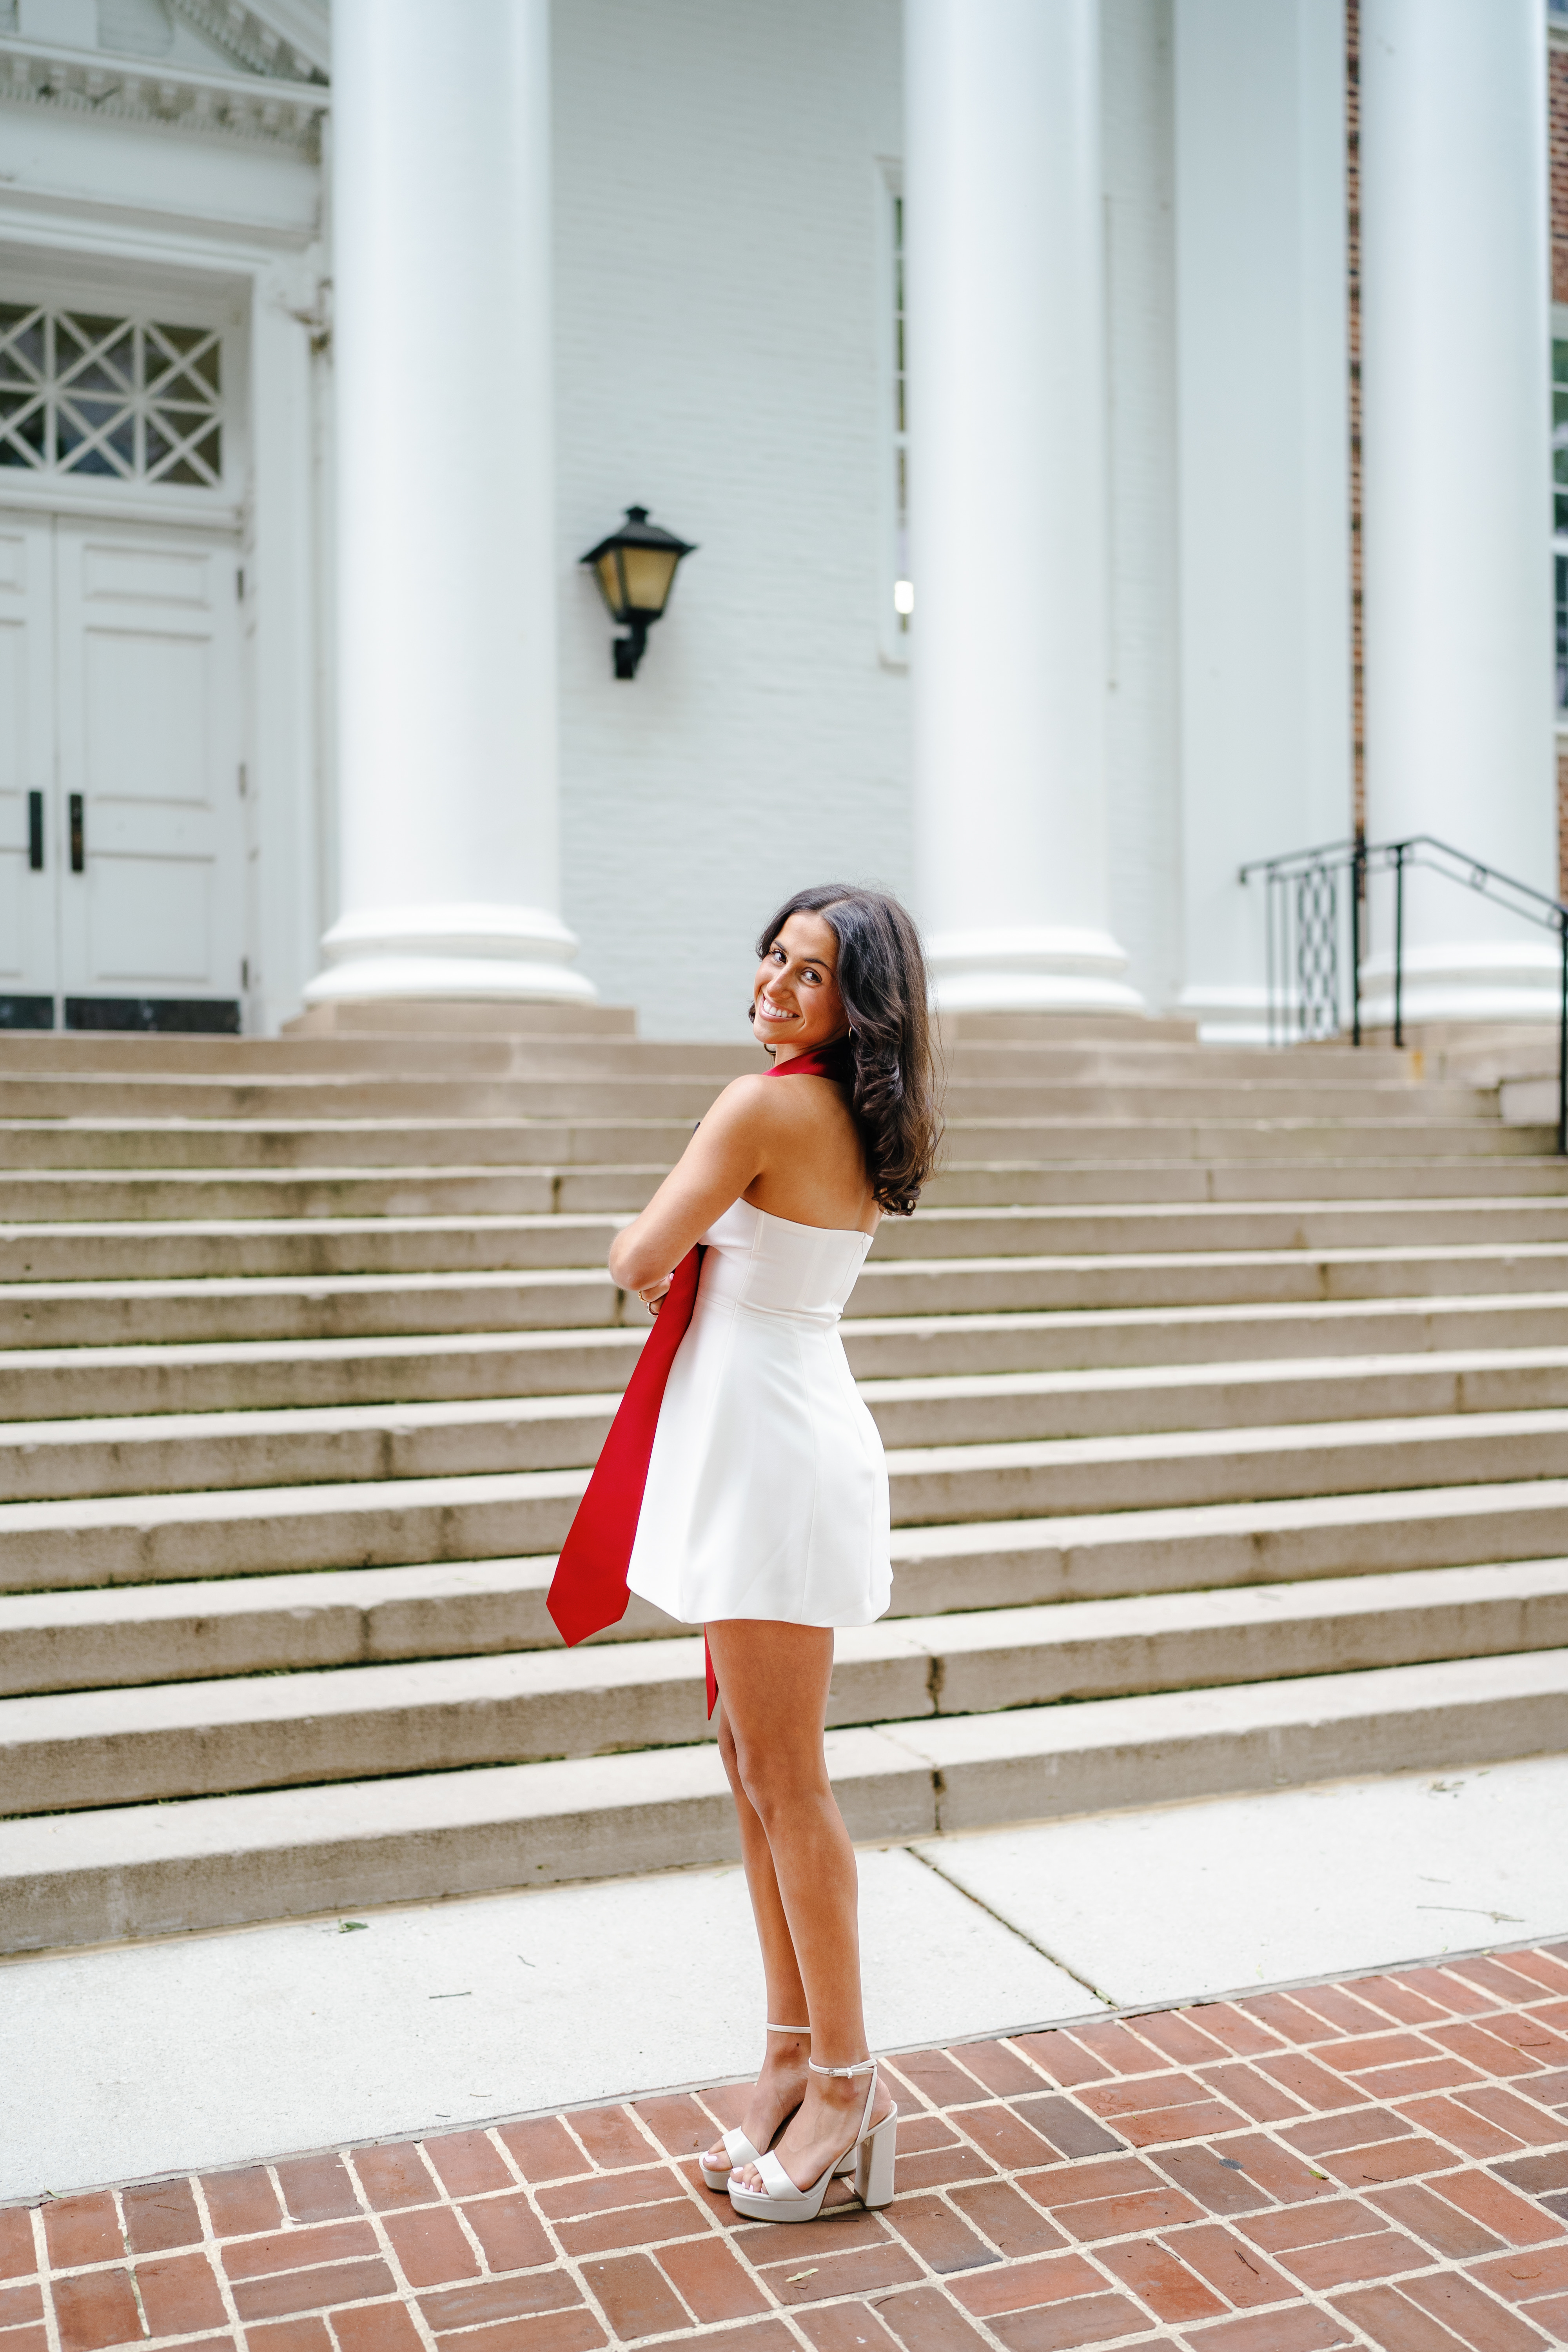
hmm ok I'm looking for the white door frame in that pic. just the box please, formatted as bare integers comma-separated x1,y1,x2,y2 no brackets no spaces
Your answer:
0,240,327,1034
0,508,56,1025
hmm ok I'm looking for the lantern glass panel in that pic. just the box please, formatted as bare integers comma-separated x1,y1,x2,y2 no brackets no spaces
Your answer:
620,544,680,614
594,549,627,619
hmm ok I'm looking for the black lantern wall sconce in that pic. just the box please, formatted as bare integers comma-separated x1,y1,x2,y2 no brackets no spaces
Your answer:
580,505,697,679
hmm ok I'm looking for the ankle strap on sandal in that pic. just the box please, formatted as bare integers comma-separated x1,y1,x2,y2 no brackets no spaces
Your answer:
766,2021,810,2034
808,2055,876,2078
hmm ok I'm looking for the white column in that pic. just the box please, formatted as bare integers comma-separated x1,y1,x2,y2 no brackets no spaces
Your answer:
249,260,324,1034
1359,0,1555,1027
1103,0,1181,1021
905,0,1140,1015
307,0,594,1006
1173,0,1353,1043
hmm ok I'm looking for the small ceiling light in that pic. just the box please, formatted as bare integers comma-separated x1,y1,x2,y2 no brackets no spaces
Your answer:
893,578,915,616
580,505,697,680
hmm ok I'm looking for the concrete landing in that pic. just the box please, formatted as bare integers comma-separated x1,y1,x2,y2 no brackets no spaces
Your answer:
2,1754,1565,2203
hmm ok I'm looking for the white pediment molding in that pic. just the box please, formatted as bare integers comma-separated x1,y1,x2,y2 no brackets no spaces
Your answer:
0,30,328,148
167,0,327,84
241,0,328,79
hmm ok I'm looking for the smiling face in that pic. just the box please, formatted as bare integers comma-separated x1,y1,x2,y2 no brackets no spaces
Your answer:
752,909,849,1060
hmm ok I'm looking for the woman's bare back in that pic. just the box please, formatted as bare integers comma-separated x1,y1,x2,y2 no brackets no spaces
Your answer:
744,1071,878,1235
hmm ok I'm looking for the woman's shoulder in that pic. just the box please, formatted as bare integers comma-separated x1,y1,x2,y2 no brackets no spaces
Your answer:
712,1067,841,1114
709,1067,855,1151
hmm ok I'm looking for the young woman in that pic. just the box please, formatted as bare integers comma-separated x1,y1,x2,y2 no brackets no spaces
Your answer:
607,884,941,2223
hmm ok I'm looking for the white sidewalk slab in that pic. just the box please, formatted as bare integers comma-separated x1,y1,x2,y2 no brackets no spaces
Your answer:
0,1845,1083,2203
914,1749,1568,2004
2,1752,1564,2203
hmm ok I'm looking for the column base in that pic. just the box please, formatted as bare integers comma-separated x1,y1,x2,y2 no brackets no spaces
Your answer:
1357,940,1563,1030
304,904,598,1006
925,927,1143,1016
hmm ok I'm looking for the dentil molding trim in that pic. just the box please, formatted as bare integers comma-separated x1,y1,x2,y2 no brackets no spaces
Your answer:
0,31,327,152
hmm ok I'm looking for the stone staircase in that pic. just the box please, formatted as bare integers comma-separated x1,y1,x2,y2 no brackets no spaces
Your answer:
2,1002,1567,1955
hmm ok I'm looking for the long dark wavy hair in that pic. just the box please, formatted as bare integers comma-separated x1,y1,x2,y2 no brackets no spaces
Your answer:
754,884,942,1216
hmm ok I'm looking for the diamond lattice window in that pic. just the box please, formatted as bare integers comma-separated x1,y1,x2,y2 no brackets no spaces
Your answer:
0,305,223,487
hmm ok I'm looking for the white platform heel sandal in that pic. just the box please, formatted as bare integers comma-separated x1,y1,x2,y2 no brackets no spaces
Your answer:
726,2055,897,2222
698,2023,811,2192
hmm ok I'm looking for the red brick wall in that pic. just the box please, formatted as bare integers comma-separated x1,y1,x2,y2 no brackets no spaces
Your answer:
1552,48,1568,303
1553,47,1568,894
1347,0,1364,840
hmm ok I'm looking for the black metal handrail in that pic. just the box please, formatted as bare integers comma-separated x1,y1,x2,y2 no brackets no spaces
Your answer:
1238,833,1568,1155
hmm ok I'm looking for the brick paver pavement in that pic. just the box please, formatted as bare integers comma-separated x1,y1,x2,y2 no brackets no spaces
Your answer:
6,1941,1568,2352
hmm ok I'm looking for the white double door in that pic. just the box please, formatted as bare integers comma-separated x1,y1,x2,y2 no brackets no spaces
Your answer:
0,509,245,1022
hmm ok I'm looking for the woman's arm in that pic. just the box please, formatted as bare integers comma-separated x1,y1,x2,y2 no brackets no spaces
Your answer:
607,1074,779,1298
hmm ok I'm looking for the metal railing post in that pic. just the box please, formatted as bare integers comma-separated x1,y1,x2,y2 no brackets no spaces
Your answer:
1350,835,1364,1047
1392,844,1406,1051
1265,871,1279,1049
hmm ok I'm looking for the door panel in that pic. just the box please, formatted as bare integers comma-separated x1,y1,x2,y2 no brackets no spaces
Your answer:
54,517,243,1002
0,512,57,1020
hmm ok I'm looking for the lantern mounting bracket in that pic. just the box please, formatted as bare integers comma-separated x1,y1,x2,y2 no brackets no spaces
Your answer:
613,618,651,681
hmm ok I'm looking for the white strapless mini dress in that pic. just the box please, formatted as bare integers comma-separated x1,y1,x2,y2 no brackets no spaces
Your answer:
624,1198,892,1628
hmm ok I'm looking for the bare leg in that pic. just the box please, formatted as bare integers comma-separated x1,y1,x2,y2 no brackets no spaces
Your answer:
700,1708,810,2172
708,1620,893,2196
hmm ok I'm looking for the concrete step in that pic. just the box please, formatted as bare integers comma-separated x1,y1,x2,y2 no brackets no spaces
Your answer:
9,1294,1568,1423
11,1196,1568,1281
9,1468,1561,1621
0,1557,670,1695
6,1414,1568,1592
865,1347,1568,1448
0,1031,1418,1082
9,1242,1568,1350
0,1116,1548,1173
855,1244,1568,1316
6,1562,1567,1813
875,1199,1568,1256
0,1036,761,1080
0,1390,620,1500
3,1157,1565,1224
887,1479,1568,1613
5,1646,1563,1950
0,1074,733,1122
926,1042,1420,1082
0,1073,1492,1122
0,1214,631,1283
10,1484,1566,1693
1501,1076,1561,1125
880,1406,1568,1527
923,1160,1568,1205
12,1348,1568,1503
0,1328,649,1420
935,1010,1206,1042
0,1167,639,1222
0,1267,640,1348
0,1117,704,1171
288,999,640,1038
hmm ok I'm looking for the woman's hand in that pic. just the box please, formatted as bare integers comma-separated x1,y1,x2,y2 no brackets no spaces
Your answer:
639,1276,673,1317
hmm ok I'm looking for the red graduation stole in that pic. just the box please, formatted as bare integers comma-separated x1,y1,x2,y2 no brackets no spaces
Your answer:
546,1040,851,1717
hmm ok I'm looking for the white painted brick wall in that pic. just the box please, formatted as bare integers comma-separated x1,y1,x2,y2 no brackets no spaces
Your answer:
553,0,909,1040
